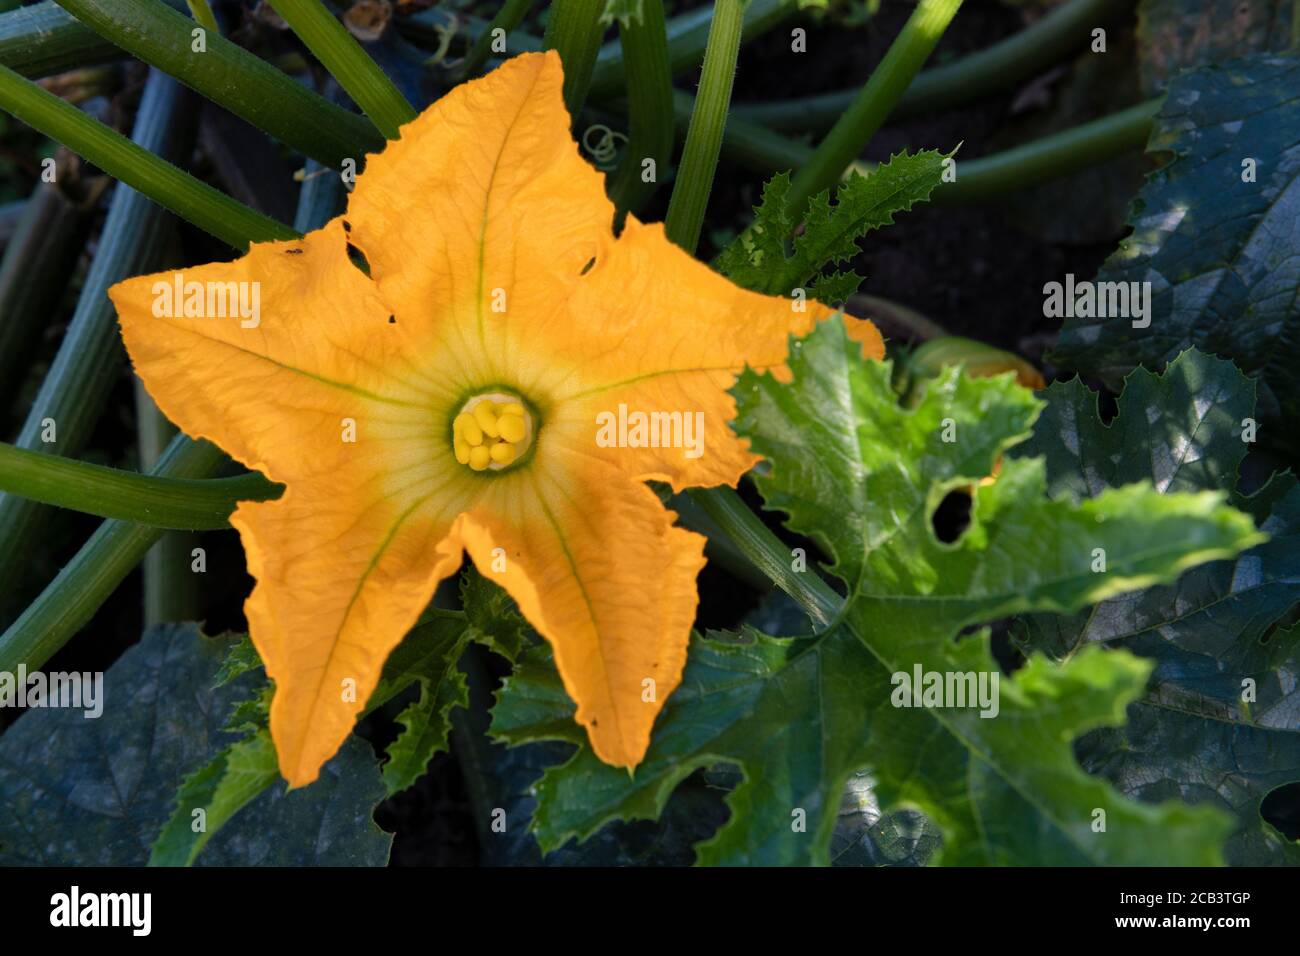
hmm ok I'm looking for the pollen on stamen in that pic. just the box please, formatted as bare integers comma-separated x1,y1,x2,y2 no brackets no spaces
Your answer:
453,392,533,473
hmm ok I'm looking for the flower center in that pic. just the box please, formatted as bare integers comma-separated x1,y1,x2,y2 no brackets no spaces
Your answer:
452,392,535,472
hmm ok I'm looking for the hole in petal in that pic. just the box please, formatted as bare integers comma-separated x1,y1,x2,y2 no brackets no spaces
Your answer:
346,242,371,277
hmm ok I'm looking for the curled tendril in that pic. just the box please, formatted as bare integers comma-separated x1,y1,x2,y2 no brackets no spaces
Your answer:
423,13,459,67
581,124,628,170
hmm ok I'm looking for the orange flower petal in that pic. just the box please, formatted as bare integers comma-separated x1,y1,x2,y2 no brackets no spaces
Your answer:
109,50,889,785
525,218,880,492
344,50,612,372
109,218,479,786
456,456,704,767
235,477,464,787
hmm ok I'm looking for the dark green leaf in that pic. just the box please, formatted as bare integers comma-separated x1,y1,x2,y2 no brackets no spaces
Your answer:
1011,349,1300,864
492,318,1260,865
1051,56,1300,452
0,623,390,866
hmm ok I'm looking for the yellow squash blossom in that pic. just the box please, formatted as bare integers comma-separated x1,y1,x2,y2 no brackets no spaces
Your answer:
109,52,884,787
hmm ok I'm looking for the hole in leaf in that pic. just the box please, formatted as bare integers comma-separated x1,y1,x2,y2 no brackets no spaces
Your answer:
1096,388,1119,425
931,489,972,544
1261,782,1300,840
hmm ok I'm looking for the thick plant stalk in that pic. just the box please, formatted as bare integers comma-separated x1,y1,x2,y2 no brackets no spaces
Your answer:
731,0,1133,130
52,0,383,167
0,1,125,77
0,132,343,671
587,0,794,101
691,486,840,626
267,0,416,140
929,98,1160,202
136,387,201,626
663,0,744,253
0,439,278,528
0,436,226,673
788,0,964,213
0,441,277,528
606,0,674,216
0,71,194,615
460,0,534,78
542,0,606,117
0,179,88,411
0,63,295,248
694,92,1161,204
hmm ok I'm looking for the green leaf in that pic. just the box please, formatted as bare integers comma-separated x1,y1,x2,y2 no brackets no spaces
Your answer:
492,317,1262,865
377,618,473,796
1010,349,1300,864
1050,55,1300,451
715,150,946,303
213,633,264,688
0,623,391,866
377,571,526,795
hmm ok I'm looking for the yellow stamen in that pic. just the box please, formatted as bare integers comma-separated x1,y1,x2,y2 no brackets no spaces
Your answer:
473,400,500,438
497,413,526,443
454,391,534,473
455,413,483,446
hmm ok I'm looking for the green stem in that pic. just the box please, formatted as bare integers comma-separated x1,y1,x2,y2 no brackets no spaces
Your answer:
53,0,383,167
136,385,199,626
678,90,1160,205
588,0,794,101
0,125,340,668
0,436,226,674
267,0,416,140
460,0,534,77
606,0,674,216
788,0,963,213
933,98,1160,202
0,180,88,411
0,70,191,618
690,487,840,627
0,63,295,249
663,0,744,253
0,1,128,78
731,0,1132,131
542,0,606,117
0,440,279,529
654,3,847,628
184,0,218,32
